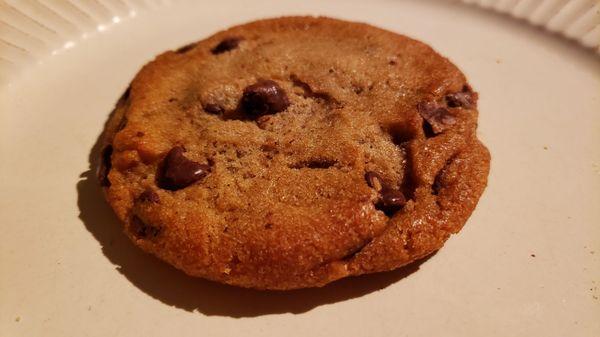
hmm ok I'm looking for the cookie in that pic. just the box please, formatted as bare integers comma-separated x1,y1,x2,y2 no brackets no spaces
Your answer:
98,16,490,290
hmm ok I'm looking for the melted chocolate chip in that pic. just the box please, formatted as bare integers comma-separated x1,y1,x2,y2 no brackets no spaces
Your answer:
365,171,406,215
418,101,456,136
240,80,290,117
378,189,406,214
98,145,113,187
211,37,241,54
157,146,210,190
446,86,475,108
131,215,161,238
137,190,160,203
203,103,224,114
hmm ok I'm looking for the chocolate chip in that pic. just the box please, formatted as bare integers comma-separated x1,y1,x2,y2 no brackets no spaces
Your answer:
418,101,456,136
157,146,210,190
175,42,196,54
240,80,290,117
98,145,113,187
365,171,406,215
203,103,224,114
137,190,160,203
211,37,241,54
131,215,161,238
377,189,406,214
446,86,475,108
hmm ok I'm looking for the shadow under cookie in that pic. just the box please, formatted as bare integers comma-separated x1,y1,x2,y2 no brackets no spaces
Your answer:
77,137,432,317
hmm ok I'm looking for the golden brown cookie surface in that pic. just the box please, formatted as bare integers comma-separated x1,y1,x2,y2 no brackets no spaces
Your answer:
99,16,490,290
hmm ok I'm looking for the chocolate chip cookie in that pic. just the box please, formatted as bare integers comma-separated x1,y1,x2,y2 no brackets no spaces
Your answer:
98,16,490,290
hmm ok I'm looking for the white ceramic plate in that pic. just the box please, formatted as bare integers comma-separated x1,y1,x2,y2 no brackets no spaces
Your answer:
1,1,599,336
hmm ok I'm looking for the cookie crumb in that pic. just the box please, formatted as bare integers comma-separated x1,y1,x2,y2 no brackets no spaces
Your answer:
530,254,536,257
15,316,20,322
495,59,502,64
543,146,548,150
